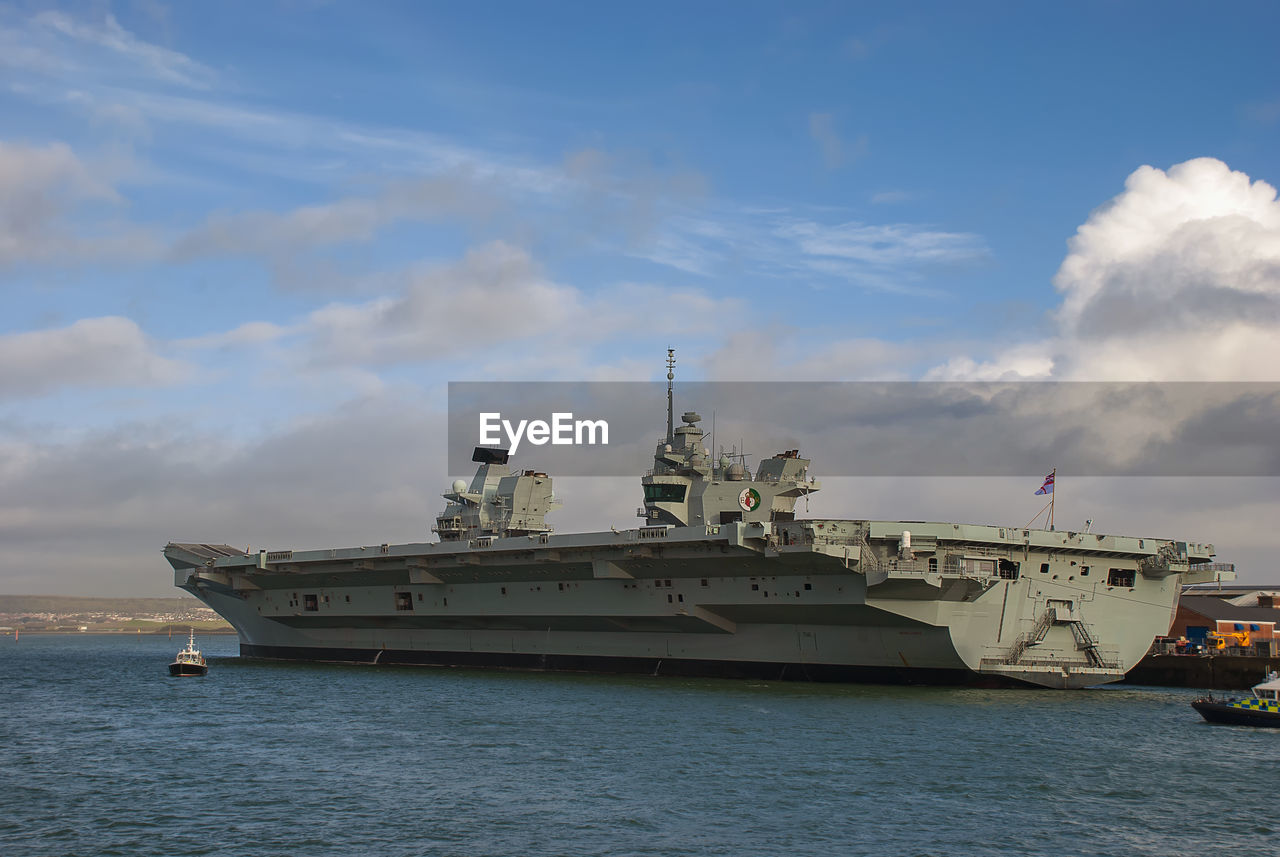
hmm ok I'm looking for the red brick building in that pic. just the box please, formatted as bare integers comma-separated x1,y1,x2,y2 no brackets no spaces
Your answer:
1169,586,1280,655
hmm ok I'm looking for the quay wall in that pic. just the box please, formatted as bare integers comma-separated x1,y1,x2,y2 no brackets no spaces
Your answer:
1123,654,1277,690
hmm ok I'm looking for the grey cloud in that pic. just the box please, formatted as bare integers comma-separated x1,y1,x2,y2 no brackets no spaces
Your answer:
446,381,1280,478
6,403,1277,596
1074,275,1280,339
808,113,844,169
0,140,159,268
302,241,575,367
0,316,188,400
169,174,503,267
298,241,746,372
807,113,869,171
0,400,442,595
1243,98,1280,126
557,147,710,259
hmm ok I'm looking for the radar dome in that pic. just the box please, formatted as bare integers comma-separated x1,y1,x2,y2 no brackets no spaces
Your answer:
719,455,731,470
452,479,468,494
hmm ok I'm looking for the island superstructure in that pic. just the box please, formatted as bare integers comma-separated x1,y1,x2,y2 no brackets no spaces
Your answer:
166,353,1232,688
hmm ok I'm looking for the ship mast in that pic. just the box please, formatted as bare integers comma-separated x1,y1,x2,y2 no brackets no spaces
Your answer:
665,347,675,445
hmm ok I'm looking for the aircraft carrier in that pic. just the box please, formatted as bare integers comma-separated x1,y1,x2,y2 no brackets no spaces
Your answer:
166,356,1233,688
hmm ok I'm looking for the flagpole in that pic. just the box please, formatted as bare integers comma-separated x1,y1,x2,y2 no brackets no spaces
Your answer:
1048,467,1056,531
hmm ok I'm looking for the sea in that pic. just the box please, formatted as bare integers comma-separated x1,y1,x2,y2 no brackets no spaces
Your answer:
1,634,1277,857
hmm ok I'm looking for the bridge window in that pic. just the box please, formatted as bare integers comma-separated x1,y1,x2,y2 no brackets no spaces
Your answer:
644,484,687,503
1108,568,1135,587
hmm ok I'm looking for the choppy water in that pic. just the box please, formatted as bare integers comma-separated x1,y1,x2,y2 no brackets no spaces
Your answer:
1,634,1277,857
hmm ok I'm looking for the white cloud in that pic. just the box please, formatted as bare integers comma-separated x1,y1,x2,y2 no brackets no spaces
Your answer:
0,317,189,400
777,220,988,266
303,241,577,367
702,331,920,381
925,158,1280,382
300,241,744,374
175,321,290,350
98,87,572,196
922,348,1055,382
1054,159,1280,332
632,207,990,293
26,10,216,89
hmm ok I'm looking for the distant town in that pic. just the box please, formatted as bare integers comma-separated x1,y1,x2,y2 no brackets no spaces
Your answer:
0,595,233,634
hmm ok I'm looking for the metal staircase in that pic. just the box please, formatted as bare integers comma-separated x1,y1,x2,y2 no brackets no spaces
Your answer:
1004,608,1055,664
1002,606,1114,670
1068,618,1108,668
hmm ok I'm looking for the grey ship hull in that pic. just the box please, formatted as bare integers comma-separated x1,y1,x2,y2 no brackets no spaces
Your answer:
167,518,1226,690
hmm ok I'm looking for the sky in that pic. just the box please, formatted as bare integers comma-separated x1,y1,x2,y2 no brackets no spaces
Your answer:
2,0,1280,595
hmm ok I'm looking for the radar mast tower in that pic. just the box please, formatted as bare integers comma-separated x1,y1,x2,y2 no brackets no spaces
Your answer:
665,348,676,445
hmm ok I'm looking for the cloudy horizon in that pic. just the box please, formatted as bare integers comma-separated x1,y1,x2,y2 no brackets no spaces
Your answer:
2,2,1279,595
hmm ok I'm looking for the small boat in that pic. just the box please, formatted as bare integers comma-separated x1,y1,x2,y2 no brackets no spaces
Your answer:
1192,671,1280,727
168,629,208,677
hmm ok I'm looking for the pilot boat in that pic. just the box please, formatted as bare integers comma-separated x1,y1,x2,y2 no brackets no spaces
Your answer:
1192,672,1280,727
168,629,208,677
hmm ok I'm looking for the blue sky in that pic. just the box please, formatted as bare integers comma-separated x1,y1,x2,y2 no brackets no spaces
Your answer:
3,1,1280,593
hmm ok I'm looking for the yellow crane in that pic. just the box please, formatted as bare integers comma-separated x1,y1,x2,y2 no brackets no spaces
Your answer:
1207,629,1252,650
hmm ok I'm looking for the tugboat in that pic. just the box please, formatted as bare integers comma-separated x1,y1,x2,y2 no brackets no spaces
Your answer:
1192,672,1280,727
168,629,208,677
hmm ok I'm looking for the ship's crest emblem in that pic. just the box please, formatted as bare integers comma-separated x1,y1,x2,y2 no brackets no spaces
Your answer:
738,487,762,512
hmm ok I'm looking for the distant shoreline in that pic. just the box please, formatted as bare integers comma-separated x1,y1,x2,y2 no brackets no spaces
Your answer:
6,628,237,636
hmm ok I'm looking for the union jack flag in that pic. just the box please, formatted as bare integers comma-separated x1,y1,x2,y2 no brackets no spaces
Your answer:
1035,471,1055,495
